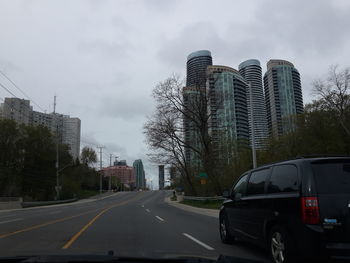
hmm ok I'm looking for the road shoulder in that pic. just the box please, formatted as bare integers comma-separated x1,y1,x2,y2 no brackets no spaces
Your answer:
164,196,219,218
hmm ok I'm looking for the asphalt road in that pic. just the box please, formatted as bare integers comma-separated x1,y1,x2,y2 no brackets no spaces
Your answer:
0,191,270,262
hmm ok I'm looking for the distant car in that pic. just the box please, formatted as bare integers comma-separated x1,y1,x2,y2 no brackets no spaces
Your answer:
219,156,350,263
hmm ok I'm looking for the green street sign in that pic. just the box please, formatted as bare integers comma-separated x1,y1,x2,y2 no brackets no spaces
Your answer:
199,172,208,178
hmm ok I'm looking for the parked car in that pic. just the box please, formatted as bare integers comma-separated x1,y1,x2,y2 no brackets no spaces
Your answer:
219,156,350,263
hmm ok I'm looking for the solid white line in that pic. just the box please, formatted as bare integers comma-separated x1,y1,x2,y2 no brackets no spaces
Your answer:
48,211,62,215
183,233,215,251
155,216,164,222
0,218,22,224
146,209,150,213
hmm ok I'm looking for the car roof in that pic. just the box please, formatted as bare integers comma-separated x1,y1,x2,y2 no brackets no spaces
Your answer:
246,156,350,174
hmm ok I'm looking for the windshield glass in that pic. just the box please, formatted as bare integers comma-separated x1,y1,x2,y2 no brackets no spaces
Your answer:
0,0,350,262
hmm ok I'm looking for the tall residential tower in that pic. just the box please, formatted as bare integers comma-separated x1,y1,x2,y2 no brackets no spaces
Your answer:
239,59,268,149
264,60,303,137
207,65,249,162
184,50,213,166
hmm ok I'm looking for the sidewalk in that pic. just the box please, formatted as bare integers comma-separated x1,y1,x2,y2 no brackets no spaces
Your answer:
164,195,219,218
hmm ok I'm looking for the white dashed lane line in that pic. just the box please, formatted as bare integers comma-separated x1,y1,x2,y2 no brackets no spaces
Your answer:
182,233,215,251
155,216,164,222
145,209,150,213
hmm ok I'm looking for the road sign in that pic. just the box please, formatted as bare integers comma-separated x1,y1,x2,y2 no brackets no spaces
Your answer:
199,172,208,178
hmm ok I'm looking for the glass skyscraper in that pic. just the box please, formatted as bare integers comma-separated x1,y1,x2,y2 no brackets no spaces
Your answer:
239,59,268,149
184,50,213,167
207,65,249,162
263,60,303,137
133,159,145,190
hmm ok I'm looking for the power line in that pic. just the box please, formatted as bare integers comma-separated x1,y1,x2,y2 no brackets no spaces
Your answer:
0,81,37,116
0,70,46,112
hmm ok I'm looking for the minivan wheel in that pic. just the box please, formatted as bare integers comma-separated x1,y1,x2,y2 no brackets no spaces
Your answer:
219,214,234,244
269,225,296,263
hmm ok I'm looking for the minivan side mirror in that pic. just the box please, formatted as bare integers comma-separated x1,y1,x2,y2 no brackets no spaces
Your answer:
222,190,230,199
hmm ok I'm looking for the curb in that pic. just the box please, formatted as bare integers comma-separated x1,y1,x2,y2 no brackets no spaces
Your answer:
0,192,120,213
165,196,219,218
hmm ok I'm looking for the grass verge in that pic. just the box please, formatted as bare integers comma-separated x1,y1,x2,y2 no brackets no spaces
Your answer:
180,199,222,210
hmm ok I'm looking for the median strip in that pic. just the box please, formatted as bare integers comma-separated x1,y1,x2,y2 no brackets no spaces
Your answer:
182,233,214,251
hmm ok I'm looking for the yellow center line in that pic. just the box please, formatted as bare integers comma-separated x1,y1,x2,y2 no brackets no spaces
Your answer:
0,192,144,241
62,193,144,249
0,208,100,239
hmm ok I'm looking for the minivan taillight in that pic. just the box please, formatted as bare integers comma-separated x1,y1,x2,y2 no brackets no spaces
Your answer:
301,197,320,224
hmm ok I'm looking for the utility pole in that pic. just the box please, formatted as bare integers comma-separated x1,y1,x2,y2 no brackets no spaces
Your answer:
108,153,113,191
54,95,60,200
97,146,105,194
249,83,257,169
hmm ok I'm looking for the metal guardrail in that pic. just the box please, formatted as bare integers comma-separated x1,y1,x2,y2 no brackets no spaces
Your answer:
21,198,78,208
183,196,225,201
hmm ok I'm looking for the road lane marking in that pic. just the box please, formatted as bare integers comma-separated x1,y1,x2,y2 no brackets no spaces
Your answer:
146,209,150,213
48,211,62,215
155,216,164,222
62,208,109,249
182,233,214,251
62,193,144,249
141,205,144,207
0,192,145,242
0,218,22,224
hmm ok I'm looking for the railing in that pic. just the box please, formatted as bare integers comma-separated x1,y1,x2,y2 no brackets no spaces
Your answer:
183,196,225,201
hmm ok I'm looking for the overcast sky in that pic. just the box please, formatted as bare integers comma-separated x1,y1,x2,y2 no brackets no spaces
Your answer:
1,0,350,189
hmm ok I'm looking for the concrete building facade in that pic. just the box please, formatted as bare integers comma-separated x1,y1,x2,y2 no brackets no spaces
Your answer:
0,97,81,159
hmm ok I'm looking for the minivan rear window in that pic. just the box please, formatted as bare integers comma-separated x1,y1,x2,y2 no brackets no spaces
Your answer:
312,160,350,194
268,165,298,193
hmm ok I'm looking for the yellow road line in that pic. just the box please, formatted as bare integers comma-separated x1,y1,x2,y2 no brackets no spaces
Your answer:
62,193,144,249
62,207,109,249
0,209,99,239
0,192,144,241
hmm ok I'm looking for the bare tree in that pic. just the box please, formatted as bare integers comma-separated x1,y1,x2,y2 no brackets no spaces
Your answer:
313,65,350,137
144,74,223,195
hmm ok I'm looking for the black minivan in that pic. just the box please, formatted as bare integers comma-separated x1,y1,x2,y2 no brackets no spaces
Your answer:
219,157,350,263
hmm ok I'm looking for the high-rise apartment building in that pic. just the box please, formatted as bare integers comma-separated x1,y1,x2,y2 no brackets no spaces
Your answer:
186,50,213,87
239,59,268,149
62,117,81,160
0,97,81,159
158,165,165,190
207,65,249,161
133,159,145,190
184,50,213,167
264,60,303,137
1,98,32,125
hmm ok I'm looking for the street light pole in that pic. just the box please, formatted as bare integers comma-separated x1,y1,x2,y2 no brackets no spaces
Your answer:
249,83,257,169
109,153,112,191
